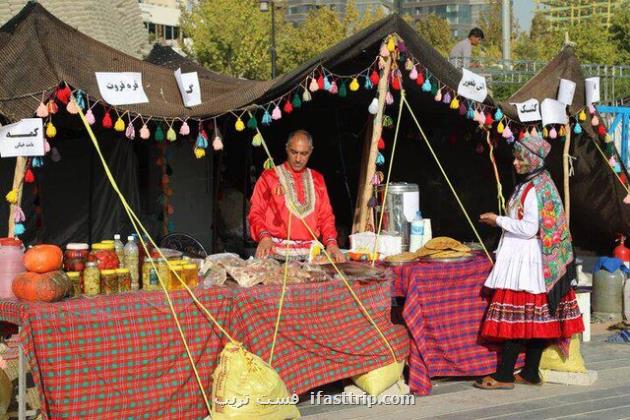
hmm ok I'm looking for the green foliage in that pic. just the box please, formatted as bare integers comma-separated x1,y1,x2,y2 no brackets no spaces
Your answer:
413,14,453,56
610,8,630,64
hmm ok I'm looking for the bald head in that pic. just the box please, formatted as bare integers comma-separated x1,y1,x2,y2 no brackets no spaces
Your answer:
285,130,313,171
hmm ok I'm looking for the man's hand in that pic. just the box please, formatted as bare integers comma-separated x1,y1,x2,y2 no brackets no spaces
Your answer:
326,243,346,263
479,213,498,227
255,237,273,258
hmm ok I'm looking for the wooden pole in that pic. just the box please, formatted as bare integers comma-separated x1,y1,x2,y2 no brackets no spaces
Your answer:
352,55,392,233
7,157,27,237
562,124,572,227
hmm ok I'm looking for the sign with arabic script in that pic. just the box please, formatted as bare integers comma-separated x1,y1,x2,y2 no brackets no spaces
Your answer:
0,118,44,158
174,68,202,107
457,69,488,103
95,72,149,105
541,98,568,126
510,98,541,123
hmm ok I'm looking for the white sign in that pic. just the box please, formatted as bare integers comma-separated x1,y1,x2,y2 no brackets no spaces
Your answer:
95,72,149,105
557,79,576,105
174,68,202,107
511,98,541,122
0,118,44,158
585,77,600,104
541,98,568,126
457,69,488,103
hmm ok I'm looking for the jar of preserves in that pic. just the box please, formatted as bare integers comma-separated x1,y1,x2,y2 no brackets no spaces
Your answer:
142,258,167,291
66,271,82,296
100,269,118,295
63,243,89,272
183,264,199,287
89,243,120,270
168,265,184,290
116,268,131,293
83,261,100,296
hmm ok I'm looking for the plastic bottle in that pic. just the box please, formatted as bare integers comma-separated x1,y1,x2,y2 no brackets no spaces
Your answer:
0,238,25,299
624,275,630,321
113,234,125,265
124,235,140,290
409,211,424,252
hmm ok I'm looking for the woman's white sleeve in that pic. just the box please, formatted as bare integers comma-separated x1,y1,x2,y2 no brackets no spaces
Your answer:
495,189,539,238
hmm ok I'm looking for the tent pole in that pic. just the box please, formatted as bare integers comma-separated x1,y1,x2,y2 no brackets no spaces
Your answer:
353,54,392,233
563,123,572,227
7,157,27,237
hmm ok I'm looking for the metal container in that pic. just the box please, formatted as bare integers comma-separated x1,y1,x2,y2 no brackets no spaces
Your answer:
592,269,626,321
376,183,419,252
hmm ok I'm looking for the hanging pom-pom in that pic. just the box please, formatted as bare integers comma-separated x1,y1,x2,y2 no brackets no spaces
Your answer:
588,104,596,114
434,89,442,102
409,66,418,81
5,189,18,204
36,102,48,118
47,100,58,115
154,125,165,142
559,125,567,137
368,98,379,115
114,117,125,132
166,126,177,142
624,193,630,205
317,74,325,90
252,133,263,147
292,91,302,108
283,99,294,114
102,111,113,128
349,78,360,92
45,121,57,138
591,115,600,126
211,134,223,150
324,76,332,91
458,102,466,115
377,137,385,150
385,91,394,105
451,97,460,110
338,81,347,98
32,157,43,168
302,88,312,102
442,91,451,104
573,123,583,134
598,123,607,136
364,75,374,90
271,105,282,120
484,113,494,126
263,158,274,170
13,206,25,223
179,121,190,136
330,80,339,95
382,115,393,128
124,122,135,139
466,106,474,120
44,139,51,154
404,58,414,71
376,152,385,166
24,169,35,183
497,121,505,134
51,146,61,162
475,143,484,154
74,90,86,110
235,118,245,131
309,77,319,92
391,76,401,91
194,147,206,159
13,223,25,236
370,70,380,86
140,124,150,140
262,110,272,125
247,115,258,130
196,128,209,149
421,78,431,92
367,197,377,208
379,44,390,58
415,69,424,85
474,110,484,124
502,125,513,139
549,126,557,139
542,127,548,138
85,108,96,125
66,99,79,114
387,36,396,53
431,83,439,96
578,109,587,121
605,133,613,143
494,108,503,121
56,84,72,104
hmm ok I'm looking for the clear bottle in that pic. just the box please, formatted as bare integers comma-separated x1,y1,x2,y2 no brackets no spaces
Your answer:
124,235,140,290
409,211,424,252
113,234,125,266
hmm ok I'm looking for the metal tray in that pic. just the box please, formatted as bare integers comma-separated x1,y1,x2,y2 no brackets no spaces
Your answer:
383,258,420,266
417,254,475,263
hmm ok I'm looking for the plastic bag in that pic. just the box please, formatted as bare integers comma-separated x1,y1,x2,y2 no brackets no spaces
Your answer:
540,335,587,373
212,342,300,419
351,360,404,396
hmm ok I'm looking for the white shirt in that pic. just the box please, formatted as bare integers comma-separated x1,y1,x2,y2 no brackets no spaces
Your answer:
449,38,472,68
484,184,546,294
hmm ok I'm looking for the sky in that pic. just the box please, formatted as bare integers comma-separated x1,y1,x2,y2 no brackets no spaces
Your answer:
513,0,536,33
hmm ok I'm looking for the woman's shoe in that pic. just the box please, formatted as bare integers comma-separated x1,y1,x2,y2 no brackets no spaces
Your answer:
514,373,543,386
473,376,515,390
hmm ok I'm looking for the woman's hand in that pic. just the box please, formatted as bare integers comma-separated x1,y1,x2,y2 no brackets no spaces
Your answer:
479,213,498,227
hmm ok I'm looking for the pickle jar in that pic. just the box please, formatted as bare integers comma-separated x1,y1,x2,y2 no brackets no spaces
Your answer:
63,243,89,272
142,258,162,291
168,265,184,290
83,261,100,296
100,269,118,295
66,271,82,296
116,268,131,293
183,264,199,287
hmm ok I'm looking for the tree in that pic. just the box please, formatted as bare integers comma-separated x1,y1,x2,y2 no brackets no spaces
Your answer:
476,2,520,61
610,8,630,64
413,14,453,56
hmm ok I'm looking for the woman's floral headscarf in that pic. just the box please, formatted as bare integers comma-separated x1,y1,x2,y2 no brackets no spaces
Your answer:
514,133,552,172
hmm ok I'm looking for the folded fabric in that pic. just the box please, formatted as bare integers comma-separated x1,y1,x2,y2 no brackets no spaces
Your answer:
593,257,630,275
606,330,630,344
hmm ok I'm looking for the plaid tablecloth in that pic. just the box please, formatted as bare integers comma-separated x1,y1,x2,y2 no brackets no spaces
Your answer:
0,278,407,419
388,254,501,395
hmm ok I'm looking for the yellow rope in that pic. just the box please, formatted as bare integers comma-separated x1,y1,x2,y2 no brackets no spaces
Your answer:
402,96,493,265
75,102,213,413
485,130,507,216
371,89,406,267
591,137,630,195
269,210,292,366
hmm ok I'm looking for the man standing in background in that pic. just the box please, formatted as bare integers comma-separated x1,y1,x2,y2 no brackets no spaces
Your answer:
450,27,484,68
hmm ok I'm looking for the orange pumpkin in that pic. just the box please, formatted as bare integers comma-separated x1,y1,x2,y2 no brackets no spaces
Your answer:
12,271,71,302
23,245,63,273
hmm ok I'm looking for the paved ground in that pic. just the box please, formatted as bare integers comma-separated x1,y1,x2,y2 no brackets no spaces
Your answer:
299,328,630,420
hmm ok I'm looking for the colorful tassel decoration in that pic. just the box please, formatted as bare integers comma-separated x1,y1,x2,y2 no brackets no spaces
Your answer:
24,169,35,183
442,91,451,104
559,125,567,137
484,113,494,126
154,125,165,142
13,206,25,223
140,124,150,140
317,74,325,90
309,77,319,92
66,100,79,114
591,115,600,126
494,108,503,121
283,100,293,114
598,124,607,136
338,81,347,98
387,36,396,53
415,70,425,86
549,127,557,139
329,80,338,95
14,223,25,236
542,127,549,137
32,157,43,168
51,147,61,162
409,66,418,81
114,117,125,132
458,102,467,115
379,44,390,58
179,121,190,136
212,133,223,151
247,115,258,130
194,147,206,159
364,76,373,90
502,125,513,139
382,115,393,128
271,105,282,120
102,111,113,128
166,127,177,142
252,133,263,147
292,92,302,108
451,97,460,110
421,78,431,92
47,100,58,115
349,78,360,91
44,139,51,154
588,104,596,114
624,193,630,204
5,189,18,204
391,76,401,91
605,133,612,143
235,118,245,131
56,84,72,104
377,137,385,150
368,98,379,115
262,110,272,125
36,102,48,118
45,121,57,138
302,88,312,102
125,123,135,140
85,109,96,125
578,110,586,121
385,91,394,105
573,123,582,134
74,90,86,110
376,152,385,166
434,89,442,102
263,158,274,170
367,197,377,208
466,106,475,119
370,70,380,86
404,58,414,71
323,76,332,91
497,121,505,134
196,129,208,149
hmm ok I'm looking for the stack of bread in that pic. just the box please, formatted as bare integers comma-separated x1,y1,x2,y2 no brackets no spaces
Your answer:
385,237,472,263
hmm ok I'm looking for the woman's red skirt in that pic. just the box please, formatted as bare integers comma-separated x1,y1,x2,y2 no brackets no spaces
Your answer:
481,288,584,339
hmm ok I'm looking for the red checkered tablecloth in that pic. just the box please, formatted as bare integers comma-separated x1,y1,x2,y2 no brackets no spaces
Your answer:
387,254,503,395
0,278,408,419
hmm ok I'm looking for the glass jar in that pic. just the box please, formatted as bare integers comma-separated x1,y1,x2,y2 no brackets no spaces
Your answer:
83,261,100,296
66,271,82,296
63,243,89,272
89,243,120,270
182,264,198,287
116,268,131,293
142,258,167,291
168,265,184,290
100,269,118,295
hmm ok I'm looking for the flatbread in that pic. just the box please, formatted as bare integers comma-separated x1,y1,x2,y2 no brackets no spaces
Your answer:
414,247,442,257
385,252,418,263
430,250,472,258
424,236,462,250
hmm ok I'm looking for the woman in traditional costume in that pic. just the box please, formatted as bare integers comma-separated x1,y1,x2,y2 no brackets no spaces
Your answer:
476,133,584,389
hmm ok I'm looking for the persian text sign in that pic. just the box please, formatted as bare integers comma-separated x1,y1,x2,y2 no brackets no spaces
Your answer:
95,72,149,105
0,118,44,158
457,69,488,103
174,68,202,107
511,98,541,122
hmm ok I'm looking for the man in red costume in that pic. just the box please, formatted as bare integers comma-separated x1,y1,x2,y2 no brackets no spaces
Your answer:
249,130,345,262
